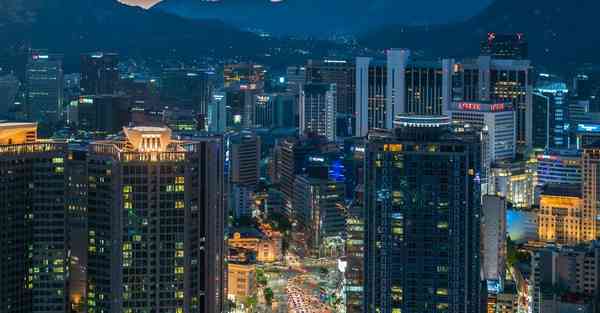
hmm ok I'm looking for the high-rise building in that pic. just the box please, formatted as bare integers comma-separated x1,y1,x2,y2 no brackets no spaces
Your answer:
299,83,336,141
160,68,214,115
286,65,306,94
536,149,582,188
531,244,600,313
582,145,600,240
535,73,570,149
80,52,119,95
480,33,528,60
208,92,227,133
0,74,19,117
276,136,329,213
364,115,482,313
355,49,454,136
75,94,132,133
481,195,507,292
272,93,297,129
448,100,516,193
0,122,70,313
26,51,64,121
86,126,224,313
252,93,274,128
454,56,532,149
230,131,261,188
306,59,355,137
531,93,550,150
345,186,365,313
293,169,345,252
537,184,594,244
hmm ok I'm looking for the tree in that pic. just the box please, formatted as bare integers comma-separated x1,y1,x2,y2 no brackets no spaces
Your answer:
264,287,274,305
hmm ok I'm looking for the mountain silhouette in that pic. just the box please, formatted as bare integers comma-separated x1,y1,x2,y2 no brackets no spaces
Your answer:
0,0,268,71
152,0,492,36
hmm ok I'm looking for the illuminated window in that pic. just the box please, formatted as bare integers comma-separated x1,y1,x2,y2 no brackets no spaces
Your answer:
175,267,184,274
175,201,185,209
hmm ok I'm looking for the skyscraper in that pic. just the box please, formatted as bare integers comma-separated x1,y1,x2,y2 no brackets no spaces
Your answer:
160,68,215,115
481,195,507,293
480,33,528,60
293,167,345,253
454,56,532,149
26,51,64,121
230,131,261,188
355,49,453,136
535,73,570,149
0,122,70,313
80,52,119,95
364,115,482,313
86,126,224,313
299,83,336,141
306,59,355,137
448,100,516,193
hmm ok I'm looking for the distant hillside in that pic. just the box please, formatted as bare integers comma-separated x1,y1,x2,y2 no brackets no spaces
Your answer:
361,0,600,69
0,0,268,70
152,0,492,37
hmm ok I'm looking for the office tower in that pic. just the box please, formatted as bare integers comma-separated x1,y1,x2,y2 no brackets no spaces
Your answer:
575,123,600,149
306,59,355,137
293,166,345,253
232,184,254,219
345,186,365,313
535,73,570,149
286,65,306,93
582,145,600,240
230,131,261,188
536,149,582,188
223,63,266,90
80,52,119,95
364,115,482,313
0,74,19,117
454,56,532,149
299,83,336,141
481,195,507,292
252,93,274,128
537,184,594,244
531,93,550,150
160,68,214,115
225,88,256,129
119,77,160,110
276,136,329,213
448,101,516,193
573,74,593,100
489,160,536,208
272,93,297,128
87,126,224,313
208,92,227,133
76,94,132,133
355,49,453,136
0,122,70,313
480,33,528,60
531,244,600,313
26,51,64,121
65,146,88,313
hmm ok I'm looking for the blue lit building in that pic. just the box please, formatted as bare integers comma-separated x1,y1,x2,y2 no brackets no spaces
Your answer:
364,115,482,313
536,149,582,187
534,74,570,149
575,123,600,149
